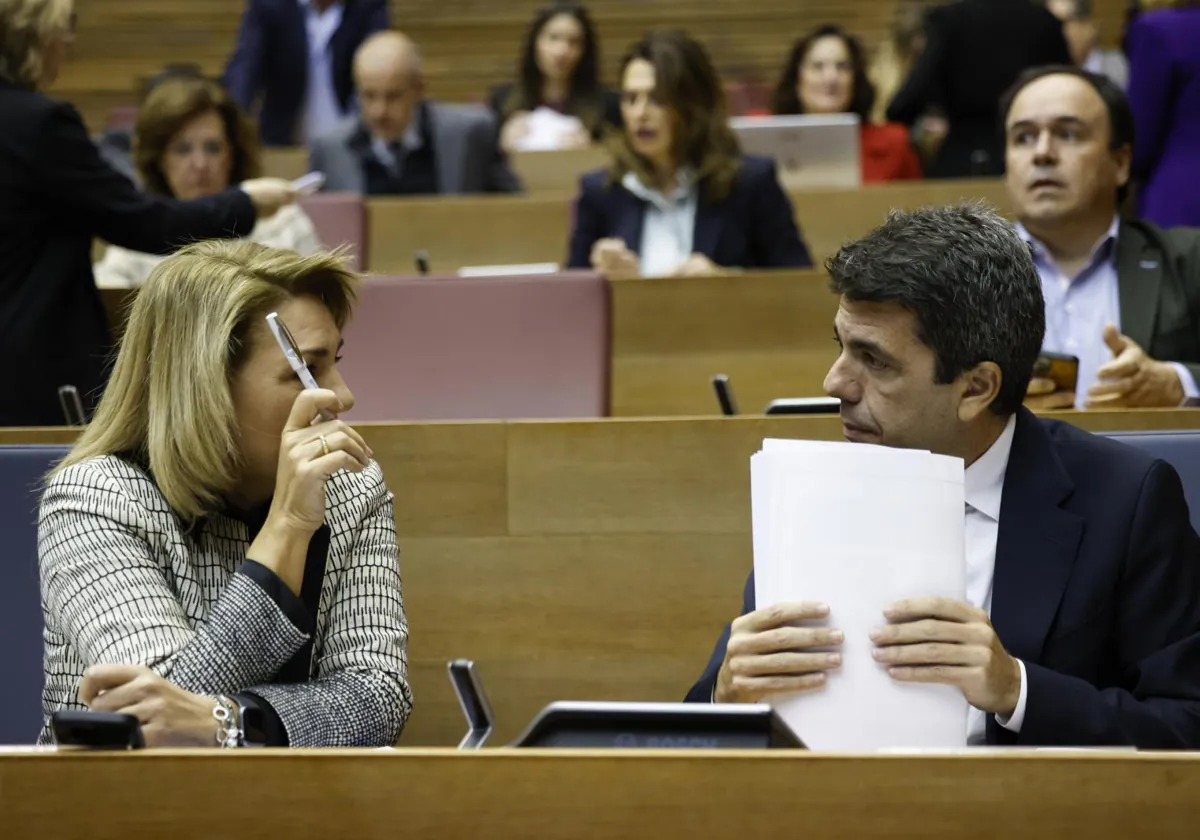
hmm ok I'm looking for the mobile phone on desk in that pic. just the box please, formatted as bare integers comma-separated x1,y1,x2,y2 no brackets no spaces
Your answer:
291,171,325,195
51,710,144,750
1033,352,1080,393
266,311,335,421
711,374,738,416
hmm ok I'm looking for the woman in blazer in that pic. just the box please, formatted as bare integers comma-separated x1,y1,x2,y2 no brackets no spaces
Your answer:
771,24,923,183
39,241,412,748
0,0,295,427
1126,1,1200,229
95,76,322,288
566,31,812,277
489,1,621,152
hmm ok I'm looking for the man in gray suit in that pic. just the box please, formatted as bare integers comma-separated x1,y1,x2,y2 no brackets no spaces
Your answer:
1002,66,1200,411
309,31,521,195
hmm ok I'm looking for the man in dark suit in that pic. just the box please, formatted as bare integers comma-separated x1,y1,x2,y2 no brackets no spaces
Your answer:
685,204,1200,748
887,0,1071,178
222,0,389,147
1002,67,1200,411
309,31,520,195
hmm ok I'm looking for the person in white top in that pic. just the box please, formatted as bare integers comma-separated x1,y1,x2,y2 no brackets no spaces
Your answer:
94,77,322,289
687,203,1200,749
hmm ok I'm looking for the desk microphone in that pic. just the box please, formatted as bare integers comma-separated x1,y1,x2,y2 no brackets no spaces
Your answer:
414,249,430,276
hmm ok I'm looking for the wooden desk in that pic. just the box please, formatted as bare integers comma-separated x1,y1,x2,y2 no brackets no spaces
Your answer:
365,179,1010,274
5,411,1198,746
3,749,1199,839
610,268,836,415
510,147,609,194
261,147,310,181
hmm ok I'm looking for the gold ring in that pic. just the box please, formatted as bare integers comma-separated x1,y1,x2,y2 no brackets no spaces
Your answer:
318,435,330,457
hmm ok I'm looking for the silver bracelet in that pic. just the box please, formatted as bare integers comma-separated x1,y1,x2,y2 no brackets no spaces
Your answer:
213,695,243,748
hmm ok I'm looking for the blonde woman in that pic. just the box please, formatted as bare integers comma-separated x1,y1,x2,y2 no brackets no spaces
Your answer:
0,0,296,428
38,241,412,747
95,77,323,289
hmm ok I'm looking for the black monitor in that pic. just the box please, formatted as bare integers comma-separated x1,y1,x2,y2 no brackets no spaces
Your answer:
512,701,805,749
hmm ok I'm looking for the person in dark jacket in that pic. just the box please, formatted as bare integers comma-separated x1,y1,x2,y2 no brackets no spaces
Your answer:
566,30,812,277
222,0,389,147
0,0,296,427
887,0,1071,178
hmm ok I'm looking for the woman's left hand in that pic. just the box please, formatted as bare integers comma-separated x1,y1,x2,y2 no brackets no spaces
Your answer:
671,253,720,277
79,664,221,748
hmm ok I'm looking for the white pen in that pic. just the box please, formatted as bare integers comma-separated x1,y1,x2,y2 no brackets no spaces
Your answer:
265,311,336,422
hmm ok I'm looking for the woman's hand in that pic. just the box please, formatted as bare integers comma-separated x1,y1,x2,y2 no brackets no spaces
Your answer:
589,237,639,279
266,388,373,534
499,112,532,153
671,253,720,277
80,665,221,748
240,177,299,220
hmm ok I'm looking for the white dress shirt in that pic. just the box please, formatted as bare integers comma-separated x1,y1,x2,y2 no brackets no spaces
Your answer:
620,169,698,277
963,414,1027,744
300,0,347,144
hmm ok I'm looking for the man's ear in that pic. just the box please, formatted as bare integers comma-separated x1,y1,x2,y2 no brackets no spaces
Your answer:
958,362,1003,422
1113,143,1132,195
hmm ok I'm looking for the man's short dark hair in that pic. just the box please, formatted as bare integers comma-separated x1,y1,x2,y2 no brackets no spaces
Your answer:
999,65,1135,204
826,203,1046,417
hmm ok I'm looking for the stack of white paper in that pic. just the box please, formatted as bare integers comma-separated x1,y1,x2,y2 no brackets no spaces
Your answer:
515,107,588,151
751,438,968,751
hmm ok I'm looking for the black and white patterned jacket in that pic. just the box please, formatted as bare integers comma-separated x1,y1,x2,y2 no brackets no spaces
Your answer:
36,454,412,747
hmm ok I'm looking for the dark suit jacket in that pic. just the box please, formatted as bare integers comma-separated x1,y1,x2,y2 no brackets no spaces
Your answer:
1116,219,1200,385
0,84,256,427
486,82,623,140
222,0,390,147
685,408,1200,748
566,155,813,271
887,0,1070,178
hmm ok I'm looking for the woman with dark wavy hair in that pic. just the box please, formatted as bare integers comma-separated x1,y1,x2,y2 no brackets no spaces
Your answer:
770,24,922,183
566,30,811,277
488,1,620,152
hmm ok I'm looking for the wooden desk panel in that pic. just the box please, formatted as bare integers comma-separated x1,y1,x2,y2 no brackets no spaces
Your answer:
610,269,836,415
4,750,1199,840
5,410,1200,746
365,179,1009,274
510,147,609,195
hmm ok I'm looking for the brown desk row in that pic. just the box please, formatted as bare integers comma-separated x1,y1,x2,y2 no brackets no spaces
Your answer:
3,749,1199,839
6,410,1198,749
98,266,964,419
106,174,1008,274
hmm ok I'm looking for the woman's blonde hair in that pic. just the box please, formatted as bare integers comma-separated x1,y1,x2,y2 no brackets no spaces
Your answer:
58,241,360,522
0,0,73,89
134,77,263,197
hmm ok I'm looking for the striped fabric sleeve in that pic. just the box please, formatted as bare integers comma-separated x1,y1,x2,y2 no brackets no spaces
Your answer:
241,462,412,747
38,462,309,695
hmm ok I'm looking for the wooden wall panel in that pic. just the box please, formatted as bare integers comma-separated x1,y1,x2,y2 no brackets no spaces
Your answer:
58,1,1129,131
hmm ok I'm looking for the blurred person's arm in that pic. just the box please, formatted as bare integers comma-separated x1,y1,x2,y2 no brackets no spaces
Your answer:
886,6,948,126
748,159,813,268
237,464,412,747
36,102,256,255
566,173,607,269
1125,18,1173,180
222,0,267,113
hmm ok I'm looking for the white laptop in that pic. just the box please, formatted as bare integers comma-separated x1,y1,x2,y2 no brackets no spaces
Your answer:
730,113,862,189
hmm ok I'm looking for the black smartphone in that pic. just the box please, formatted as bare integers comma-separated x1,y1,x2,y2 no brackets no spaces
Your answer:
1034,352,1080,393
711,374,738,416
447,659,494,749
51,710,144,750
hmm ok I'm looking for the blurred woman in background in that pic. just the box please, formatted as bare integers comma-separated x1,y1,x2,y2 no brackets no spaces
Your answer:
770,24,922,183
0,0,295,427
95,77,322,288
567,30,812,277
39,240,411,748
1125,0,1200,228
489,1,621,152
